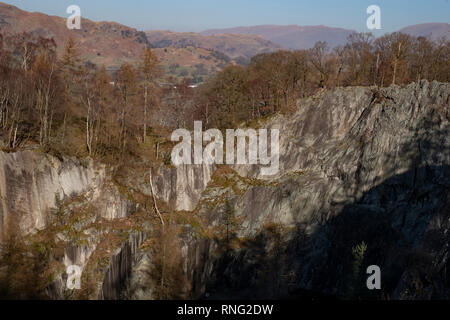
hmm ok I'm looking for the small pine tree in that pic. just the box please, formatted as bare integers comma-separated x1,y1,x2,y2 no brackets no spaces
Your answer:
53,193,65,222
223,200,239,244
349,241,368,299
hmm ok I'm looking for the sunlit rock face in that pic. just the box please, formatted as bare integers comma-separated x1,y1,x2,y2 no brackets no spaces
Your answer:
0,148,215,299
221,81,450,237
0,151,105,239
183,81,450,300
1,80,449,300
154,164,215,212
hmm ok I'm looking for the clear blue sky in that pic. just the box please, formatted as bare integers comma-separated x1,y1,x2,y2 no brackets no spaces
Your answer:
4,0,450,34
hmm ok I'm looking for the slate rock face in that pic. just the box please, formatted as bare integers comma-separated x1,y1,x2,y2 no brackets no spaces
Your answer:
0,151,104,239
1,81,449,300
182,81,450,299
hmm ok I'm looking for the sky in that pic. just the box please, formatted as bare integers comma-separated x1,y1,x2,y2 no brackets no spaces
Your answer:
4,0,450,34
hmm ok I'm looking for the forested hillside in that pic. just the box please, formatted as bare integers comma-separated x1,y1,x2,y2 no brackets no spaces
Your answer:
1,30,449,160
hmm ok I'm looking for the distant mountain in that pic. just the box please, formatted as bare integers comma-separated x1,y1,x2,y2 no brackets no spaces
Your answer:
399,23,450,40
0,2,248,81
0,2,280,75
146,30,283,59
2,1,448,74
0,2,149,68
201,25,356,50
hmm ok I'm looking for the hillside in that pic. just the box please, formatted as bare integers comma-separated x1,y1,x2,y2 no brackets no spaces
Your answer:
0,2,237,78
0,2,149,68
201,24,356,50
152,46,231,83
0,2,275,79
146,30,283,59
399,23,450,40
202,23,450,49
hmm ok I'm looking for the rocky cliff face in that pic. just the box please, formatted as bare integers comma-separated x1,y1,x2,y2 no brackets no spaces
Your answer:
182,80,450,299
0,150,214,299
0,151,105,240
0,80,449,300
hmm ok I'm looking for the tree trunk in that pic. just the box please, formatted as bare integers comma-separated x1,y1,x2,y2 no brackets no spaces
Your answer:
144,85,148,144
149,168,165,227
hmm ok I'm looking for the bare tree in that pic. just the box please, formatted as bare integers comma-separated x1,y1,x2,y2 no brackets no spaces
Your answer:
139,47,160,143
31,50,58,147
309,41,331,88
116,63,138,154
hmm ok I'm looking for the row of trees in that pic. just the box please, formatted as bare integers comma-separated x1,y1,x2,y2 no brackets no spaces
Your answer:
0,33,58,149
190,32,449,129
0,33,160,161
1,31,449,155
